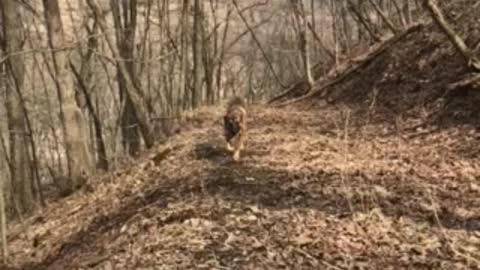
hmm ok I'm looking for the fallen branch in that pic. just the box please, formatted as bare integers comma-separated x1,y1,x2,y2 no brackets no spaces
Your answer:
445,72,480,91
267,81,310,105
424,0,480,71
81,254,111,268
272,24,424,107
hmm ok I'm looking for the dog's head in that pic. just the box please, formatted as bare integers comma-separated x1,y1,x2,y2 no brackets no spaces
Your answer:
227,110,243,124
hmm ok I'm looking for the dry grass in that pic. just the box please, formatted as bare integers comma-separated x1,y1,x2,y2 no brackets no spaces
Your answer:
3,104,480,269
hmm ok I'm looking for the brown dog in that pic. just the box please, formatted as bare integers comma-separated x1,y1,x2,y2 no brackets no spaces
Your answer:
223,96,247,161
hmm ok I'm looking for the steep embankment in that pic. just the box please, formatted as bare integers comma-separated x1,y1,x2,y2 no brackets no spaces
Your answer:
294,0,480,129
4,103,480,269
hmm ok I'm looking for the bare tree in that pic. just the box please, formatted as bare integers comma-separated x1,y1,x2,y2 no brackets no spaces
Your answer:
290,0,314,87
0,125,7,262
216,4,233,101
42,0,94,193
202,1,215,105
192,0,203,109
1,0,35,213
83,29,108,170
232,0,287,89
179,0,190,111
87,0,155,149
111,0,142,156
0,16,9,263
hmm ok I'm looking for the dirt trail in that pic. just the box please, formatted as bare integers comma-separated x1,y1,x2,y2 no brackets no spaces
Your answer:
4,104,480,269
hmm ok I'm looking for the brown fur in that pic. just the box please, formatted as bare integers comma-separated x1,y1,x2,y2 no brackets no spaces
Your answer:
223,96,247,161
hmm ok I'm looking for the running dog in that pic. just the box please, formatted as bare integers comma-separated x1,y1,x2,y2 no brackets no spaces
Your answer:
223,96,247,161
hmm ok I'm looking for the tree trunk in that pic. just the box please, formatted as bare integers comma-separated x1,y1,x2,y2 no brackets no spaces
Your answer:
1,0,35,213
0,129,7,261
290,0,314,87
202,7,214,105
340,0,352,52
111,0,142,156
0,34,8,260
178,0,189,113
192,0,203,109
87,0,155,148
42,0,94,193
405,0,412,25
70,60,109,171
216,5,232,101
330,0,339,72
80,21,108,170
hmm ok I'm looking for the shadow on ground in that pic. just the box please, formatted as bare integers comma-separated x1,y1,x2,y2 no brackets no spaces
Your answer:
20,132,480,269
202,156,480,232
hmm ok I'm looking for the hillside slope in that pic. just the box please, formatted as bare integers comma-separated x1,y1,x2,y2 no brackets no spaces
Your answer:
293,0,480,129
4,104,480,269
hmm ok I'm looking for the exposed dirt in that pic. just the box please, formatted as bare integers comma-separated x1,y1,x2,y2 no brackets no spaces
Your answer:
3,103,480,270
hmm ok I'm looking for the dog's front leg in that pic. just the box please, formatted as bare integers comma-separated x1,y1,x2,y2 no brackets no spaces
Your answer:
231,131,244,161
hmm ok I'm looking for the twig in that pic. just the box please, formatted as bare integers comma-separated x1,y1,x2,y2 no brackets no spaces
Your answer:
0,47,76,66
81,253,111,268
231,0,288,89
445,73,480,91
307,21,335,60
93,50,176,65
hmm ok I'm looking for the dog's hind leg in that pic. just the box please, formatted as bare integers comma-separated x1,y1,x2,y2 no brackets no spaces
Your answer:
233,148,240,161
226,142,234,152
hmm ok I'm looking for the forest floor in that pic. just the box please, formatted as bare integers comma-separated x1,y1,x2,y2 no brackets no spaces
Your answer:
5,103,480,269
5,1,480,268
